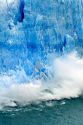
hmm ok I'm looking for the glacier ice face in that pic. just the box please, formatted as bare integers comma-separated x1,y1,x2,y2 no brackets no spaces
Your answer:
24,0,83,51
0,0,83,75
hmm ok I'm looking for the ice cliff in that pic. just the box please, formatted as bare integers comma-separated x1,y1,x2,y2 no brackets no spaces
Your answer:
0,0,83,76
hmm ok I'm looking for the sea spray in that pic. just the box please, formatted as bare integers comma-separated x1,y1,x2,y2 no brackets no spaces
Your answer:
0,52,83,108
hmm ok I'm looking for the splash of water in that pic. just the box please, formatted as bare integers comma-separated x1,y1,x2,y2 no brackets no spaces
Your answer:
0,52,83,109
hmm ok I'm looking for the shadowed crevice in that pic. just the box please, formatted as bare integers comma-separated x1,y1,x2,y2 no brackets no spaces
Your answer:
19,0,25,22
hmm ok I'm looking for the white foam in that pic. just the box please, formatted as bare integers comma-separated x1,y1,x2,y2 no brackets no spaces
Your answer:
0,52,83,109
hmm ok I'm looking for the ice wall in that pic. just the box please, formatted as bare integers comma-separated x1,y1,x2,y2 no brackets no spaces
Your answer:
0,0,83,75
24,0,83,51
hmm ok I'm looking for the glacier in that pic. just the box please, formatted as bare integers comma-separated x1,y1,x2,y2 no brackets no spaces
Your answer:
0,0,83,108
0,0,83,74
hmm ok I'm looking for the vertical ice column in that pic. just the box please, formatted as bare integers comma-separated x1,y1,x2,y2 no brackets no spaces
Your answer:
71,0,83,40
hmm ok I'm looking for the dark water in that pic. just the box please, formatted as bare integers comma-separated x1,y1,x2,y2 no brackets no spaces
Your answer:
0,98,83,125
